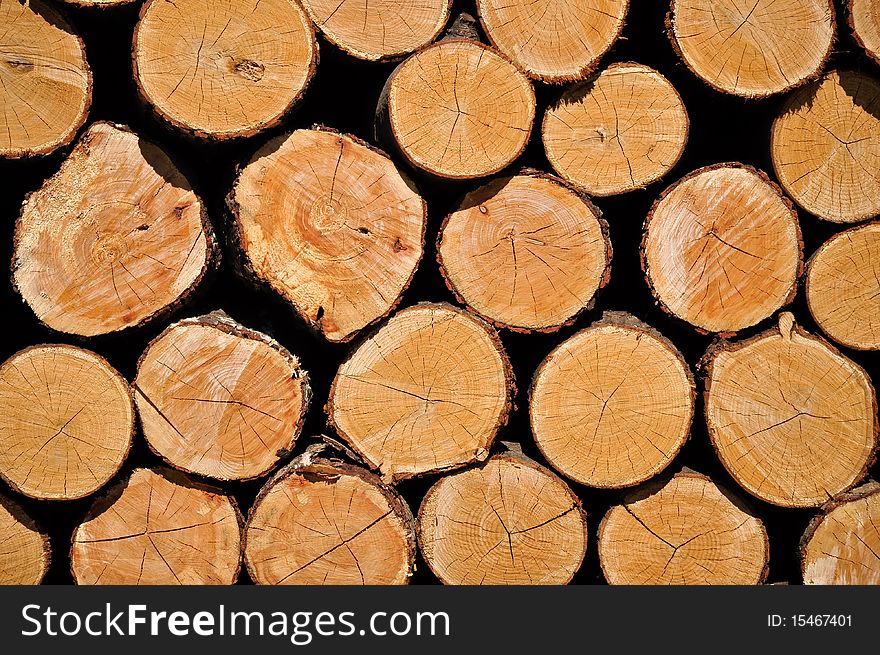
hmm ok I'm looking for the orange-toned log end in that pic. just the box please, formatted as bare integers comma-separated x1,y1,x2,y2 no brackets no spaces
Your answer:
71,468,242,585
417,452,587,585
328,303,513,481
134,311,311,481
850,0,880,64
0,345,134,501
0,493,51,584
387,39,535,179
806,222,880,351
232,128,426,343
244,450,416,585
476,0,628,83
668,0,835,98
642,164,802,333
801,481,880,584
437,172,611,331
530,313,694,488
704,312,878,508
543,63,689,196
771,69,880,223
133,0,318,139
12,122,214,337
598,471,768,584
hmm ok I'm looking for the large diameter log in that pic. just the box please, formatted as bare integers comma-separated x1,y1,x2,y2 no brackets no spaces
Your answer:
328,303,513,481
704,313,878,508
850,0,880,64
437,170,611,332
133,0,318,140
12,122,214,337
0,345,134,501
0,493,51,585
134,312,311,481
598,471,768,585
667,0,835,98
642,164,802,334
71,468,242,584
0,0,91,158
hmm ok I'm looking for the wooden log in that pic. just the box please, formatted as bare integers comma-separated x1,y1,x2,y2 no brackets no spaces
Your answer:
244,446,416,585
300,0,452,62
530,312,694,488
230,127,426,343
133,311,311,481
328,302,513,481
0,0,91,158
642,164,802,334
667,0,835,98
851,0,880,64
703,312,878,508
543,62,689,196
133,0,318,140
437,170,611,332
771,69,880,223
598,471,768,584
806,222,880,351
0,492,51,585
12,122,215,337
0,344,134,501
800,480,880,584
71,468,242,584
417,450,587,585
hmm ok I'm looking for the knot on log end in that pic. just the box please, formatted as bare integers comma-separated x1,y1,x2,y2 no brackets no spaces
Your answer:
232,58,265,82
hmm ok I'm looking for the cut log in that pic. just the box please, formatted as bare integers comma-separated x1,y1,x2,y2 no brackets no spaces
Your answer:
12,122,214,337
598,471,768,584
530,313,694,488
133,0,318,139
642,164,802,333
328,302,513,481
704,312,878,508
0,0,91,158
543,62,689,196
71,468,242,584
801,480,880,584
244,447,416,585
850,0,880,65
771,69,880,223
0,344,134,501
667,0,835,97
806,222,880,351
0,492,50,585
437,170,611,332
417,451,587,584
230,127,426,343
133,311,311,481
301,0,452,61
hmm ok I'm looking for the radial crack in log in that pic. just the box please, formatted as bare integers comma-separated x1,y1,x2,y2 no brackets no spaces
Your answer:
0,492,51,584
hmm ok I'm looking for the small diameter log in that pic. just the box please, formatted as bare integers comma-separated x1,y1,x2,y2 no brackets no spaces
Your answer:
806,222,880,351
231,128,426,343
801,481,880,584
476,0,628,83
328,303,513,481
771,69,880,223
530,313,694,489
0,0,91,158
0,493,50,585
642,164,802,334
668,0,834,98
437,171,611,332
133,0,318,140
417,451,587,584
71,468,242,584
598,471,768,584
134,312,311,481
543,63,689,196
850,0,880,64
0,345,134,501
301,0,452,61
704,312,878,508
12,122,214,337
244,448,416,585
